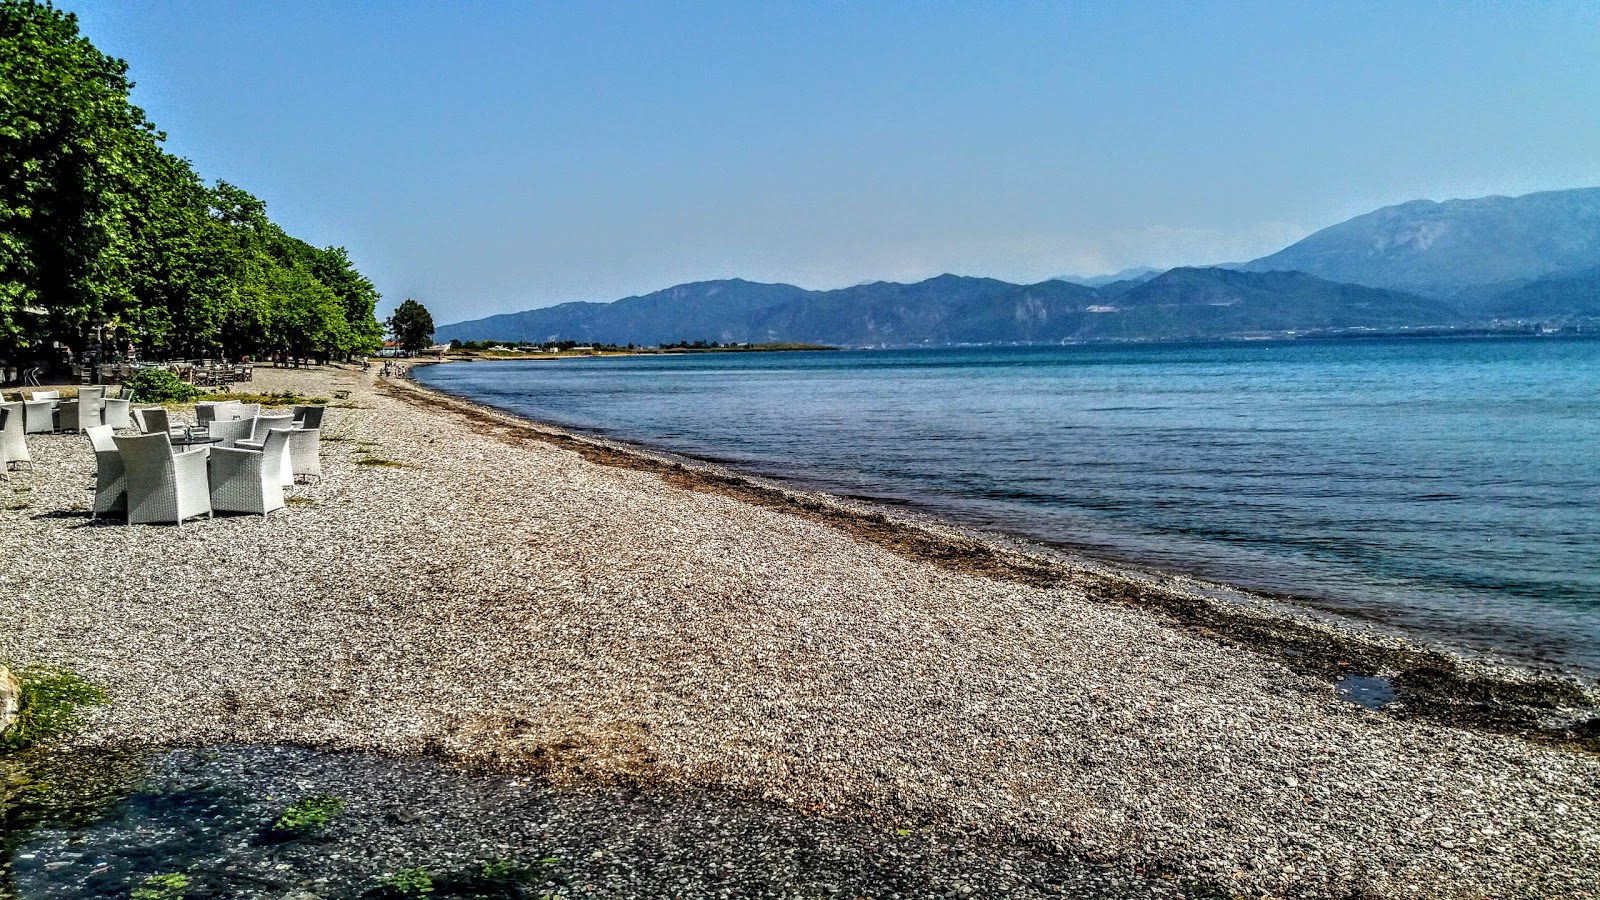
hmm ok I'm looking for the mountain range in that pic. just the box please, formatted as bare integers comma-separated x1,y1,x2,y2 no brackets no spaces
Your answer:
437,188,1600,347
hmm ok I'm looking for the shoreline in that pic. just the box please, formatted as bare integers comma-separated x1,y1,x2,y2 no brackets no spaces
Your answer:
394,361,1600,750
4,362,1599,897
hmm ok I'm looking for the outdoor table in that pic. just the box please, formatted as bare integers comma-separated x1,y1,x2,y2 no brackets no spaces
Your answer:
168,434,221,448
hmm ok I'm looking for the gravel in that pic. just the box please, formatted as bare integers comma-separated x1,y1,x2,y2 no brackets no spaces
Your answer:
2,364,1598,898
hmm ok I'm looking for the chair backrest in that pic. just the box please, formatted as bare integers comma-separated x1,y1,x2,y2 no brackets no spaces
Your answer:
293,405,325,429
251,414,293,442
23,400,55,433
113,432,176,484
30,389,59,400
101,398,132,429
213,400,245,420
261,427,292,471
85,423,118,453
207,416,254,448
232,402,260,420
135,407,170,434
194,401,219,426
78,386,105,405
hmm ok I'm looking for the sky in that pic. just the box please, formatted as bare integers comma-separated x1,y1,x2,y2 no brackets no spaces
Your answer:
61,1,1600,324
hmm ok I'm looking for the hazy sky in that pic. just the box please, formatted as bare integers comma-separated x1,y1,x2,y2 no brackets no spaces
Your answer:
63,1,1600,323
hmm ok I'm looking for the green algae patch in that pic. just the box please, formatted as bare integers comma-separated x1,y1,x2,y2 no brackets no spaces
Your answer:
1,667,108,753
273,794,345,833
131,872,190,900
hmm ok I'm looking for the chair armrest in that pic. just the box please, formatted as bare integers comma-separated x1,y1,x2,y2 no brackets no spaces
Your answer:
235,439,264,450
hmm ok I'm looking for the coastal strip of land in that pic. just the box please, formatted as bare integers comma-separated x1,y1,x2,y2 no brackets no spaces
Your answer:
2,363,1598,899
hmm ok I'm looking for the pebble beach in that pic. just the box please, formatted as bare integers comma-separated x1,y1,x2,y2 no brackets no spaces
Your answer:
2,362,1598,899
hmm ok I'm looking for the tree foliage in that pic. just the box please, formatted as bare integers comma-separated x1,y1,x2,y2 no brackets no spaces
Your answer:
386,298,435,353
0,0,382,364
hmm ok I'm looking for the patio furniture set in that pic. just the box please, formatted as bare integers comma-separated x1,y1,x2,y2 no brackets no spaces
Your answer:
1,392,323,525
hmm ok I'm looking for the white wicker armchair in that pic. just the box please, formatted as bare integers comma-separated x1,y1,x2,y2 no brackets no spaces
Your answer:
77,386,105,407
207,428,290,516
286,427,322,483
292,405,325,429
59,399,103,432
247,413,293,442
101,398,132,429
133,407,173,434
115,432,212,525
236,418,295,487
0,403,30,473
23,400,56,434
85,425,126,517
206,417,254,448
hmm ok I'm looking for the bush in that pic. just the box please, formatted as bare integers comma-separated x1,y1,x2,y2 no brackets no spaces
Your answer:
122,368,201,403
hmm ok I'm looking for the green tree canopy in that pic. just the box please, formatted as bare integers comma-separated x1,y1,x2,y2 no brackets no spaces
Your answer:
386,298,435,353
0,0,382,365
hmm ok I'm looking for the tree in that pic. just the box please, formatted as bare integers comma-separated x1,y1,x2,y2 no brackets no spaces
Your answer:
0,1,386,365
386,298,434,353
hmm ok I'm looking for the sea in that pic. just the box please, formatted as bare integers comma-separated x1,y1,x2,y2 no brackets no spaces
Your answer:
413,337,1600,679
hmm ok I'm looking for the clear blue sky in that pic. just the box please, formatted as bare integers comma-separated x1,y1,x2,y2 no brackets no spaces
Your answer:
62,1,1600,323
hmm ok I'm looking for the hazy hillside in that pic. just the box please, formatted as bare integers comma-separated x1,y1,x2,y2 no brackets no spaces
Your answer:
1053,266,1162,288
438,187,1600,346
1476,267,1600,322
1239,187,1600,296
437,269,1460,346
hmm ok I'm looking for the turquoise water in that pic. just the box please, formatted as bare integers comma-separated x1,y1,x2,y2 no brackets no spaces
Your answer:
414,338,1600,677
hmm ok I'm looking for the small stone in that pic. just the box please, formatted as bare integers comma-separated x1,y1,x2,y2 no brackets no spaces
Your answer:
0,665,19,738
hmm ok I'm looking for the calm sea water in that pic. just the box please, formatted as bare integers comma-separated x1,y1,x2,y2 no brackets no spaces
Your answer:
414,338,1600,677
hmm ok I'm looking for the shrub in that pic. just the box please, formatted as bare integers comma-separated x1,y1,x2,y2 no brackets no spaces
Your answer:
272,794,345,833
122,368,201,403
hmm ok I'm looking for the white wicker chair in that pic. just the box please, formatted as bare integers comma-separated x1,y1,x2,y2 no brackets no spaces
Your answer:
207,428,289,516
115,432,212,525
247,413,292,442
23,400,56,434
59,399,102,432
1,403,30,473
236,419,295,487
286,427,322,483
206,417,254,448
292,405,325,430
77,386,105,407
85,425,126,517
134,407,175,434
101,398,132,429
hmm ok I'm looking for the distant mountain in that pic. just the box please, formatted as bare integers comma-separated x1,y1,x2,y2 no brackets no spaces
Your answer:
437,279,811,346
437,268,1462,347
1239,187,1600,296
1475,267,1600,322
1054,266,1163,288
1075,268,1462,340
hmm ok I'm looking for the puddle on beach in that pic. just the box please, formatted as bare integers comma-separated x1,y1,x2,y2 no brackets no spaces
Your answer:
1,745,1199,899
1334,674,1399,710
